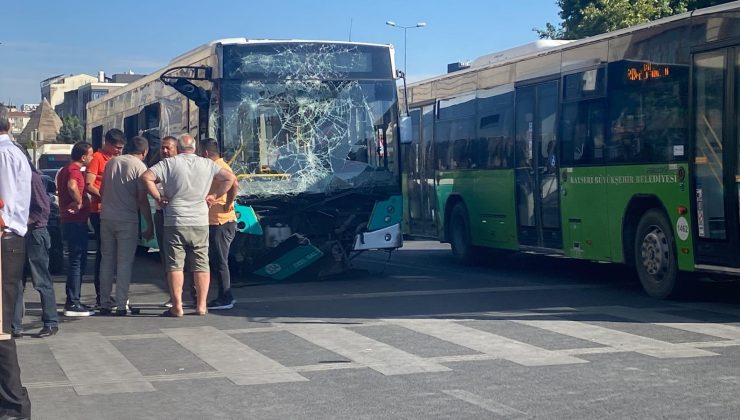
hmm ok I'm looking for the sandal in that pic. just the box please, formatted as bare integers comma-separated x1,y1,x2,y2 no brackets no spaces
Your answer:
194,309,208,316
160,309,183,318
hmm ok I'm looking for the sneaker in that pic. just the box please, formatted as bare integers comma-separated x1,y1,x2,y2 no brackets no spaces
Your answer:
115,309,128,316
98,308,114,316
37,326,59,337
207,297,236,310
64,304,93,317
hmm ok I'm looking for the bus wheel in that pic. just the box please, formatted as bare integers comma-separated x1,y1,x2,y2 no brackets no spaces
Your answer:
634,209,679,299
450,203,476,265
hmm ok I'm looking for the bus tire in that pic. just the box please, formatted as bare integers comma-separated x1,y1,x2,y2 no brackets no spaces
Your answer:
634,209,680,299
449,203,478,265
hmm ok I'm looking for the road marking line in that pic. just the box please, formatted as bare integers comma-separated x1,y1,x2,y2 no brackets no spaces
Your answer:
585,306,740,341
514,319,718,358
684,339,740,348
283,324,450,375
430,354,499,363
442,389,527,416
162,326,308,385
24,362,365,390
236,284,605,304
46,332,155,395
388,319,587,366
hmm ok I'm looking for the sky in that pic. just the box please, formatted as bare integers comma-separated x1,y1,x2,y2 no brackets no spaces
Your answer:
1,0,560,106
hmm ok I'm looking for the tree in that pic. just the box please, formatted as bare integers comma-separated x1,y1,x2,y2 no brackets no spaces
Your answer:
57,116,84,144
536,0,735,40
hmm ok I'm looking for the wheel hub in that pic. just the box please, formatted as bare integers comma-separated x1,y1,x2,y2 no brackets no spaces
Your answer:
641,227,668,278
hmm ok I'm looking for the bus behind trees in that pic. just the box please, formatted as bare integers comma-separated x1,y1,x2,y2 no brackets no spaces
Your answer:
87,39,403,280
401,2,740,298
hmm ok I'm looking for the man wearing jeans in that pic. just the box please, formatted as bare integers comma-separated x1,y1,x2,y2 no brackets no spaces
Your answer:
0,104,33,419
57,141,94,317
12,160,60,337
98,136,153,315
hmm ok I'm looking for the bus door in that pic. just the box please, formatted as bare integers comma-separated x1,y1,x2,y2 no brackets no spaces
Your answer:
406,105,437,237
514,80,563,249
692,48,740,267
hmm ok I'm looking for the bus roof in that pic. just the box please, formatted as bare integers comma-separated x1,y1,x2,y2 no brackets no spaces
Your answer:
407,0,740,88
88,39,395,109
37,143,73,154
168,38,394,65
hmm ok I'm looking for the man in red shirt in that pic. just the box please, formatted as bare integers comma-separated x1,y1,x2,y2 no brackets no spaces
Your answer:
85,129,124,307
57,141,94,316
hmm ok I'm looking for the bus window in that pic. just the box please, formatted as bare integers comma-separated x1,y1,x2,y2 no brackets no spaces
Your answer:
477,91,514,169
91,126,103,151
607,60,688,164
561,100,605,165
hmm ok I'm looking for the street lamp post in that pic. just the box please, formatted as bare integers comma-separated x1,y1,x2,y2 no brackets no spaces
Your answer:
385,20,427,77
386,20,426,115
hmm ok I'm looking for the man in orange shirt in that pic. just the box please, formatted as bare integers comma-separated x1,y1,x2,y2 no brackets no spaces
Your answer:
200,138,239,310
85,128,125,307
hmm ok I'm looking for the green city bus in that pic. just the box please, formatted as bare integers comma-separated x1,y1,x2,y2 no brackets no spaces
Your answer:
401,2,740,298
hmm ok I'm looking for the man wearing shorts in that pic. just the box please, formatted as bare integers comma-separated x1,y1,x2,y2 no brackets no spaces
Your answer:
141,134,236,316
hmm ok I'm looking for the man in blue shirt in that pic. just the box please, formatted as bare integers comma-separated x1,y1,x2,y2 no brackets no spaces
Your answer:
0,104,32,419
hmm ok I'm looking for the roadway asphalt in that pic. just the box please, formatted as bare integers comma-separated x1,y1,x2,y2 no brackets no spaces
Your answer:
13,240,740,419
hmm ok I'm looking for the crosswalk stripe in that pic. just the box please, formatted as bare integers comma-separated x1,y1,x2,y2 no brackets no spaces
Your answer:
514,318,718,358
387,319,587,366
283,323,451,375
46,332,155,395
585,306,740,341
162,326,308,386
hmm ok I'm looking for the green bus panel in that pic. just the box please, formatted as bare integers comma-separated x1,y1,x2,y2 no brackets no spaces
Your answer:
560,166,611,260
437,169,518,250
367,195,402,231
562,164,694,270
471,170,518,249
606,164,694,271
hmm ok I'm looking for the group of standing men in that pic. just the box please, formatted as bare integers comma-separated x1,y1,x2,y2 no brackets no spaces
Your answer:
56,131,238,317
0,102,239,418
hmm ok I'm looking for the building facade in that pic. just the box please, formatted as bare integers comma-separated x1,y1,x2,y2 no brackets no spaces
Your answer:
41,73,98,109
49,71,144,133
8,110,31,139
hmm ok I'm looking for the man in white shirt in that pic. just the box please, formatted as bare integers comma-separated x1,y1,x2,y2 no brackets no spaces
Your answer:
0,104,32,419
141,134,236,317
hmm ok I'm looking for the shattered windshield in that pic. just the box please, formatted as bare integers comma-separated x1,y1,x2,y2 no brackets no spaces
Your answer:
218,44,399,198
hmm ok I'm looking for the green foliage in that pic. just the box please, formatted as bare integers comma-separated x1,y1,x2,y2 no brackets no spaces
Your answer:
56,116,84,144
536,0,735,39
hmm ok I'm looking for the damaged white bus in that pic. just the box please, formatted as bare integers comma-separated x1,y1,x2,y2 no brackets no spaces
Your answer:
86,39,404,280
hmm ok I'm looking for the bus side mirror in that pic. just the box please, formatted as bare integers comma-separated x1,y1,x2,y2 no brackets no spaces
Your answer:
399,115,412,144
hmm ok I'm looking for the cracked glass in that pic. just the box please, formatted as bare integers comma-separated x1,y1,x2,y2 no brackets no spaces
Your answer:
218,43,399,198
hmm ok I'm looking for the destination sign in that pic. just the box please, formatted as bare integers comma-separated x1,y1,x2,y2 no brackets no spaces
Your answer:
626,63,671,82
